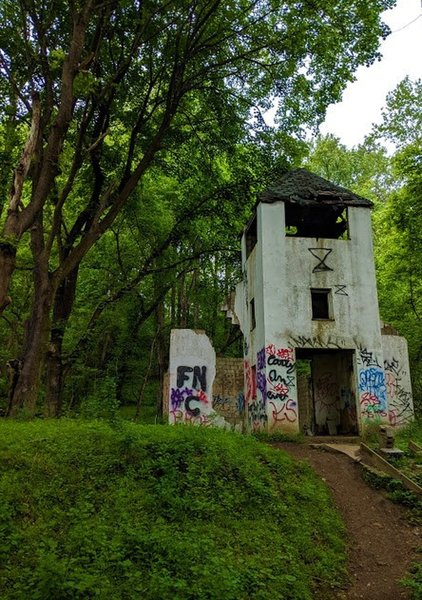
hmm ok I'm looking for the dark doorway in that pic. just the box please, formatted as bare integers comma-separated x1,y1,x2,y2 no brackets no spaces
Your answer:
296,349,358,436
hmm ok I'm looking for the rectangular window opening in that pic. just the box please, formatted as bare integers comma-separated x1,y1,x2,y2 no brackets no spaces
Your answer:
311,288,332,320
285,206,349,240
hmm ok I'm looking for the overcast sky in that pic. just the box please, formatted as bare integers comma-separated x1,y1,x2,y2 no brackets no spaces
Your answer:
319,0,422,147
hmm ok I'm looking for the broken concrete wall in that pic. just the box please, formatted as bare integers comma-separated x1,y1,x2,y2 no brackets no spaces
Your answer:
167,329,243,429
168,329,216,425
382,334,414,426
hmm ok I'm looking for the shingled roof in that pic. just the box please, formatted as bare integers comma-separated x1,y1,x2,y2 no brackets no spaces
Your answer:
258,168,373,208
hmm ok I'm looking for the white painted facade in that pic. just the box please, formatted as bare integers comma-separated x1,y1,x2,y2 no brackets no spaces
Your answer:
382,335,414,426
168,329,217,425
238,195,414,434
167,329,237,428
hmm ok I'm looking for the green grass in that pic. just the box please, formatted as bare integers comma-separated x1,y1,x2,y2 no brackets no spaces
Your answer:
0,419,346,599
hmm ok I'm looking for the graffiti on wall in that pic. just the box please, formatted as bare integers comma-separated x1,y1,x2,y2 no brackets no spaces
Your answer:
263,344,297,428
334,285,348,296
289,334,345,350
212,392,245,418
244,359,265,431
170,365,211,425
247,350,266,431
314,372,338,428
308,247,333,272
383,357,413,426
357,347,387,420
244,360,256,404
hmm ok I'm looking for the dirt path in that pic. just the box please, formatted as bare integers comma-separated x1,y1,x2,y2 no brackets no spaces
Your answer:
275,443,420,600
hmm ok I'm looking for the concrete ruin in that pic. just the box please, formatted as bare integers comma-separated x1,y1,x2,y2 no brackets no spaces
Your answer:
235,168,414,434
166,329,244,429
166,169,414,435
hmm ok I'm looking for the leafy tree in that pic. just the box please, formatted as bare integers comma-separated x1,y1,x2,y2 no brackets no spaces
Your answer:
371,79,422,408
304,133,392,202
0,0,395,414
305,81,422,410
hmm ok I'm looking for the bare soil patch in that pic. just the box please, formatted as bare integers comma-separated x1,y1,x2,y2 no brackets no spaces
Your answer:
274,442,420,599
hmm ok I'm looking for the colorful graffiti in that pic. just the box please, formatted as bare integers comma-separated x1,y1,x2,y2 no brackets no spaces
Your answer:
244,360,256,403
359,367,387,407
169,364,211,425
244,359,265,431
356,348,388,421
383,357,413,426
264,344,297,428
251,350,267,431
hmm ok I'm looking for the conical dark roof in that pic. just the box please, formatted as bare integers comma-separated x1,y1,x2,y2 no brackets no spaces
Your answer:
259,168,373,208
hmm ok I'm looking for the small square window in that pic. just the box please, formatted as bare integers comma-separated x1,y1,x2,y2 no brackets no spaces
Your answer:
250,298,256,331
311,289,332,320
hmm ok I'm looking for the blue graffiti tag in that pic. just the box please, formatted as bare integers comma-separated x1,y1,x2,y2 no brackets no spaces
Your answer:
359,368,387,409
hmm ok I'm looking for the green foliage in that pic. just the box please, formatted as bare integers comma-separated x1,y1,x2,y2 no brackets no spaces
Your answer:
402,557,422,600
371,80,422,411
305,112,422,412
79,376,120,422
0,420,347,599
394,419,422,448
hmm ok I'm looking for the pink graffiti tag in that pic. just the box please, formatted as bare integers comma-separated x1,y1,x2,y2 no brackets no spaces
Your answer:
197,390,208,403
388,409,397,426
244,360,256,402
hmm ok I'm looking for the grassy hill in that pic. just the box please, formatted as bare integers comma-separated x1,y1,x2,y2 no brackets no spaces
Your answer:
0,420,346,599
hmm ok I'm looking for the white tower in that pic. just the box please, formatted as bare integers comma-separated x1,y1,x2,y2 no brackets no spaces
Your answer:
236,169,413,435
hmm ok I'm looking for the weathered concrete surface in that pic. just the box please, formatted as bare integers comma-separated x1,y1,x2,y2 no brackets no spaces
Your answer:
167,330,243,429
382,335,414,427
237,190,414,435
168,329,216,426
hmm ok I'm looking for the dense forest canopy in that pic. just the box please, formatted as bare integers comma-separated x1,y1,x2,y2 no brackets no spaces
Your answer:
2,0,419,419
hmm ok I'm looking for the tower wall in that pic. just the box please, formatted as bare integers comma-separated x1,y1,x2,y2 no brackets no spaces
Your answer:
241,202,393,433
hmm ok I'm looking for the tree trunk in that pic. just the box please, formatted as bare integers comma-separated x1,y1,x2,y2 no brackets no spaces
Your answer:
7,215,53,416
45,266,80,417
7,286,52,416
0,242,17,313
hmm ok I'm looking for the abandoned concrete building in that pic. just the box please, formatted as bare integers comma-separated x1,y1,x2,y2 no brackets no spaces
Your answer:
167,169,414,435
